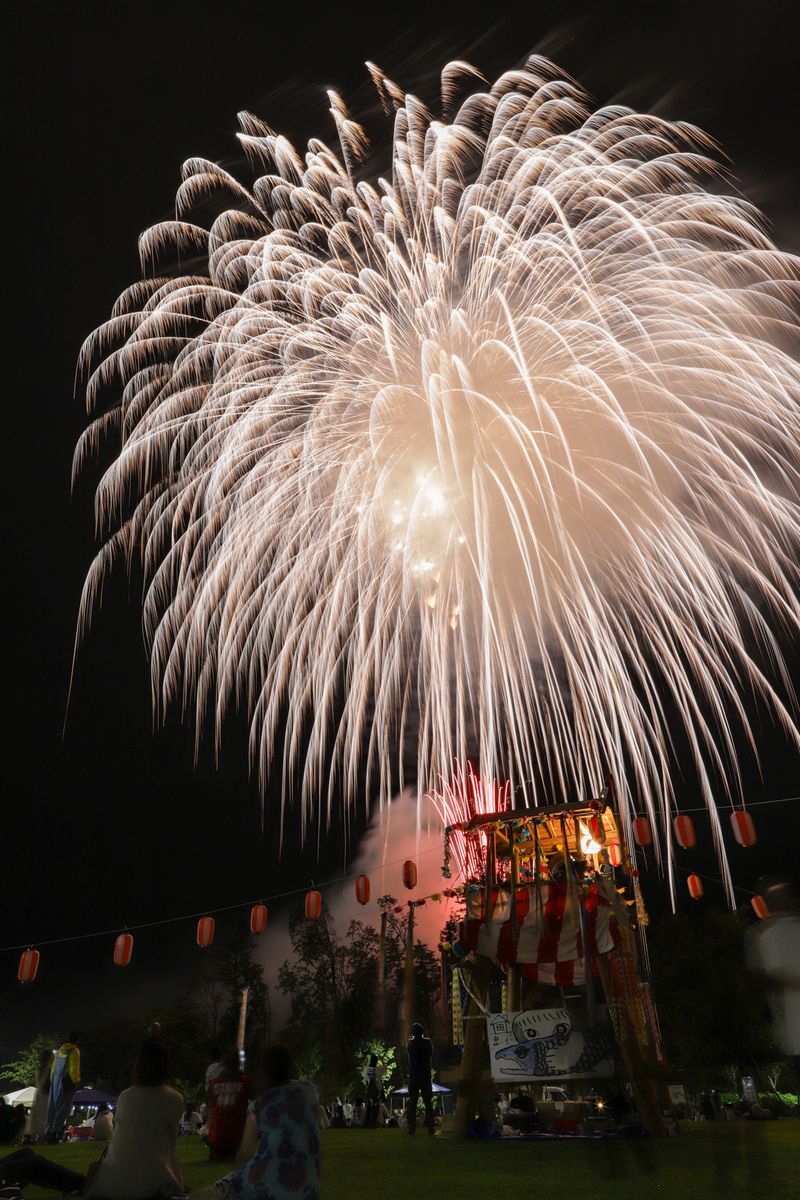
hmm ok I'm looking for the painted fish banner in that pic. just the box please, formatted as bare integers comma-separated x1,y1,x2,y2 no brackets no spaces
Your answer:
487,1007,614,1082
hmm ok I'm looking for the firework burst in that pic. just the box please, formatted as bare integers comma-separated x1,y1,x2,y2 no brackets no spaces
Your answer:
75,56,800,898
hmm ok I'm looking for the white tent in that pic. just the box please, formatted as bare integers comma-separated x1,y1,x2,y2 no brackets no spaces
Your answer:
2,1086,36,1108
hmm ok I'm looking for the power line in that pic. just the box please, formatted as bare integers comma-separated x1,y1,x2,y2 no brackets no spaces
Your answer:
3,794,795,956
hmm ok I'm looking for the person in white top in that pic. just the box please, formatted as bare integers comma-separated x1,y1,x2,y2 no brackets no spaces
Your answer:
92,1103,114,1141
204,1050,224,1093
87,1041,184,1199
180,1103,203,1136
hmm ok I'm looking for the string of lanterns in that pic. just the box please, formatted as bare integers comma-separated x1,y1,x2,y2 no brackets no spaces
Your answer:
13,797,782,984
632,808,757,850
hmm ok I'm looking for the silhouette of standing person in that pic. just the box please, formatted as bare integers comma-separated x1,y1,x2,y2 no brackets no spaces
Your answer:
45,1033,81,1143
406,1023,434,1136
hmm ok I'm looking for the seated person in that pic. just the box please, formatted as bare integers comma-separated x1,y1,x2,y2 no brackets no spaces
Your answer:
188,1044,320,1200
349,1099,365,1128
206,1050,252,1162
86,1040,183,1199
92,1103,114,1142
180,1103,202,1136
0,1099,26,1145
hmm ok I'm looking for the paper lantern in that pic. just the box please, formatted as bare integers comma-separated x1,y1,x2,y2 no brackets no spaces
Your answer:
687,874,704,900
305,890,322,920
633,816,653,847
197,916,215,948
402,860,418,890
751,895,769,920
730,810,756,847
18,948,40,984
673,814,696,850
113,932,134,967
250,904,268,935
607,840,623,868
355,875,371,905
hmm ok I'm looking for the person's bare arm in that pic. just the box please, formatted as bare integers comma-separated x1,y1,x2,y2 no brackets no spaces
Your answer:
235,1113,259,1167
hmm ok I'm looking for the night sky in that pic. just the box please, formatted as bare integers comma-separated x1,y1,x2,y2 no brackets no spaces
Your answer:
5,0,799,1056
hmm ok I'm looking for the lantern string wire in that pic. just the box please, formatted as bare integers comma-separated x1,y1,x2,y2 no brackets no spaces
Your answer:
3,796,796,956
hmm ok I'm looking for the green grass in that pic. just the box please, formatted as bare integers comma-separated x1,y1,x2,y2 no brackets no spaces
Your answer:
16,1122,800,1199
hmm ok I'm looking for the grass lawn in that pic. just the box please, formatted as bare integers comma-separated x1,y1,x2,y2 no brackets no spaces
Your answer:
16,1121,800,1199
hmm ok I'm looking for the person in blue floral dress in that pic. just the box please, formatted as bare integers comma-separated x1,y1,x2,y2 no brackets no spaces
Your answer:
190,1045,320,1200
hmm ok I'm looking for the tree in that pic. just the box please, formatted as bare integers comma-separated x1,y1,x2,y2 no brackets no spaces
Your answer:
0,1033,59,1087
277,896,443,1094
79,1005,209,1093
649,907,781,1091
353,1038,398,1095
277,900,381,1087
186,928,271,1062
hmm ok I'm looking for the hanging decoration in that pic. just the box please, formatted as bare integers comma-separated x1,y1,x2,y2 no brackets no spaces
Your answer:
355,875,371,905
751,895,769,920
113,932,134,967
673,815,696,849
451,967,465,1046
402,860,417,890
588,813,605,844
17,948,40,984
250,904,268,935
305,889,322,920
607,840,623,868
197,916,215,948
730,810,756,847
442,826,452,879
687,874,704,900
632,871,650,925
633,816,653,847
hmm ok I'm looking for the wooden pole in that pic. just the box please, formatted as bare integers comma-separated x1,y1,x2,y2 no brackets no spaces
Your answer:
597,953,666,1137
507,964,522,1012
454,955,491,1138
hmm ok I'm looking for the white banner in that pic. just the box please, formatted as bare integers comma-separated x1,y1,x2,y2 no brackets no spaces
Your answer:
486,1007,614,1082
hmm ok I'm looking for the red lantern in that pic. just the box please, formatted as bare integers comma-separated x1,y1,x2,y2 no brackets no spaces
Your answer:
673,814,696,850
731,810,756,847
250,904,268,935
18,948,40,984
113,932,134,967
607,840,623,868
402,860,417,890
355,875,371,905
751,895,769,920
305,890,322,920
687,874,704,900
633,816,653,847
197,916,215,948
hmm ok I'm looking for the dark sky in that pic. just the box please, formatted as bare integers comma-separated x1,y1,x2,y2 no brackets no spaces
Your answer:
5,0,799,1056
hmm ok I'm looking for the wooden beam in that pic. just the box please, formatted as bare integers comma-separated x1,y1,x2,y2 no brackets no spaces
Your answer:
454,956,491,1138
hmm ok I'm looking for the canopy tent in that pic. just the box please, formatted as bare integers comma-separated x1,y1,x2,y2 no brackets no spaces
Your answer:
391,1083,451,1095
71,1088,117,1108
390,1082,454,1116
2,1086,36,1108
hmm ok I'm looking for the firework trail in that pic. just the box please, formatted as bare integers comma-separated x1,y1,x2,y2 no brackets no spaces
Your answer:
75,57,800,899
